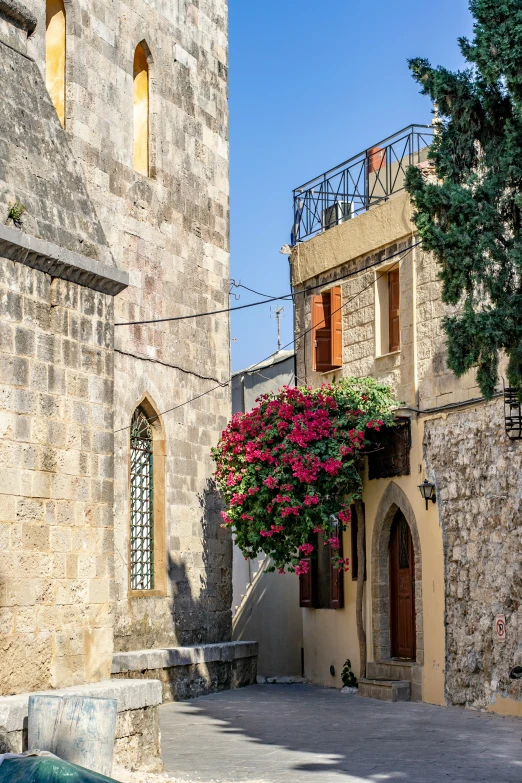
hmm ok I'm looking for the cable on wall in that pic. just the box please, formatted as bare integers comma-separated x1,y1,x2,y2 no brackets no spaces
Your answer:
114,244,415,434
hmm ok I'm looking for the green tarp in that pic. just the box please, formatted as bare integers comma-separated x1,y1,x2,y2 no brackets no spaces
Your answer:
0,756,118,783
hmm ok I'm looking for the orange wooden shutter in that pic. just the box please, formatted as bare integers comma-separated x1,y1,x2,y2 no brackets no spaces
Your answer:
312,293,333,371
331,286,342,368
388,269,400,352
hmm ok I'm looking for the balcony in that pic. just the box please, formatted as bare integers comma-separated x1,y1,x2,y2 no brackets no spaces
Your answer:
291,124,434,244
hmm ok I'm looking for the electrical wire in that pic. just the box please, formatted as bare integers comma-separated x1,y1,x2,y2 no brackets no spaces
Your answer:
114,244,414,434
114,242,421,327
232,282,289,300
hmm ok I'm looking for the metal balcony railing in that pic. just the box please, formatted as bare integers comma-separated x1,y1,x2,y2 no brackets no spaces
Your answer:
291,124,434,244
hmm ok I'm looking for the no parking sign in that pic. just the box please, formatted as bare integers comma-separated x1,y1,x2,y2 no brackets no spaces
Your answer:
495,614,506,642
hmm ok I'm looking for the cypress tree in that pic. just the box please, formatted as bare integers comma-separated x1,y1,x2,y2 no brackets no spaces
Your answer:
405,0,522,399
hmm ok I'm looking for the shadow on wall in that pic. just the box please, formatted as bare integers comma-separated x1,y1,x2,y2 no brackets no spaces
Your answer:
161,684,522,782
167,478,232,646
233,564,303,678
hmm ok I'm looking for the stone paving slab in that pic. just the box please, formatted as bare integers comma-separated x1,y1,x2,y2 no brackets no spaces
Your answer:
160,684,522,783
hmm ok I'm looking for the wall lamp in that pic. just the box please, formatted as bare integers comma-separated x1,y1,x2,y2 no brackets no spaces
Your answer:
418,479,437,511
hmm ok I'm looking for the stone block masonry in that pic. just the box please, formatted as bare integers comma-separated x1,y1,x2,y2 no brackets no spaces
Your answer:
424,399,522,711
112,641,258,702
0,257,116,695
0,678,163,772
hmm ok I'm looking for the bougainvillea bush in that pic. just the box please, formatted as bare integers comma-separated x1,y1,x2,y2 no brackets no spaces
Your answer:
212,378,398,574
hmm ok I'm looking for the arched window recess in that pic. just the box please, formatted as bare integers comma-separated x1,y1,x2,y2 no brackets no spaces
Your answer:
46,0,66,126
133,42,151,175
129,398,166,595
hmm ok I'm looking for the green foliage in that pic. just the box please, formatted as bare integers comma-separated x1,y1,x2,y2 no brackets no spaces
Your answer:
405,0,522,399
212,378,398,573
341,658,357,688
6,200,26,228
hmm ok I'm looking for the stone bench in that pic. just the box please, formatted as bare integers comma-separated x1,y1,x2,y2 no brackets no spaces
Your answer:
0,678,162,772
112,641,259,702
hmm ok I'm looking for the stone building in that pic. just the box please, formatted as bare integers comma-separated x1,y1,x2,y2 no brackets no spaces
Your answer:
231,350,304,680
0,0,256,765
290,124,522,715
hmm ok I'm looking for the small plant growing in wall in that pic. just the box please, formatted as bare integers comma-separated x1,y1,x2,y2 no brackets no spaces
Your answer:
212,377,398,574
6,200,26,228
341,659,357,688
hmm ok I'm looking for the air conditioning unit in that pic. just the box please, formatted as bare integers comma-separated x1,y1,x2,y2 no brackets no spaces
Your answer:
321,201,354,231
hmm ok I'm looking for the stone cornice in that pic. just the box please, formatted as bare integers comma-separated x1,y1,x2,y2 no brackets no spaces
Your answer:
0,224,129,296
0,0,37,34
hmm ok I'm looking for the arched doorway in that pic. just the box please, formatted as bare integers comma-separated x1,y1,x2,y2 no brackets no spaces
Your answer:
371,481,423,667
389,510,416,660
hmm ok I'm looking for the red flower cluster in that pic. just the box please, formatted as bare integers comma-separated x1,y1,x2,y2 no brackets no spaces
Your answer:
212,379,397,574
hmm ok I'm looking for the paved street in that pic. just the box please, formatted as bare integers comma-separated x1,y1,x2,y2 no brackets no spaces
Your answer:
160,684,522,783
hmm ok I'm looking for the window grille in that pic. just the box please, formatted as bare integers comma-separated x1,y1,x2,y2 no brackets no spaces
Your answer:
130,408,154,590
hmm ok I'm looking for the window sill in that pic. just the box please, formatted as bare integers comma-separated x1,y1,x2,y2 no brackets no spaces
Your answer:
375,350,401,359
128,589,167,599
319,367,342,377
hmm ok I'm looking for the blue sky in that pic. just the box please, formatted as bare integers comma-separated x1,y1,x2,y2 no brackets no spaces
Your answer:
229,0,474,372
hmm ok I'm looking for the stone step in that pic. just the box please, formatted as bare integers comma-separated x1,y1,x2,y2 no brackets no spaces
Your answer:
366,660,414,682
358,678,411,702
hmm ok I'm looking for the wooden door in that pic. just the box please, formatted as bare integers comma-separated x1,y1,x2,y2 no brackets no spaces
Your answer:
389,510,416,660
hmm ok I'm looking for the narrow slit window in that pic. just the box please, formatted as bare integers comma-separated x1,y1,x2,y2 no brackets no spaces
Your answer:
46,0,66,126
130,407,154,590
133,43,149,175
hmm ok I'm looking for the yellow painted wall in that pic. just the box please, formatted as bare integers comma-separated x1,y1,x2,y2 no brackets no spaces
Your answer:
302,418,446,706
133,44,149,176
46,0,66,127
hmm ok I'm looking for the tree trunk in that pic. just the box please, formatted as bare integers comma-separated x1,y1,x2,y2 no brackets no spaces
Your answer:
355,499,367,679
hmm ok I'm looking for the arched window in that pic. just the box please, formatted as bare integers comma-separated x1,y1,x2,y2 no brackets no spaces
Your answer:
129,398,166,594
130,407,155,590
46,0,66,126
133,43,149,175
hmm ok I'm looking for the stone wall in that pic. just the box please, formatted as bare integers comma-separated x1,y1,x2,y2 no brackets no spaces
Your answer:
21,0,231,650
293,223,480,410
0,678,163,772
424,399,522,710
111,641,258,702
0,0,231,688
0,257,115,694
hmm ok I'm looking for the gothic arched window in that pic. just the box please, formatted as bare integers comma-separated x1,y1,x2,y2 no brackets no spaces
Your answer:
130,407,155,590
46,0,66,126
133,42,149,175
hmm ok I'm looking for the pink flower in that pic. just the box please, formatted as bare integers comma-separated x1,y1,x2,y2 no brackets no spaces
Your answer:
338,508,351,523
323,458,343,476
260,529,274,538
281,506,300,518
304,495,319,506
328,536,341,550
313,526,324,534
278,567,286,574
295,560,310,576
299,543,314,556
271,524,285,533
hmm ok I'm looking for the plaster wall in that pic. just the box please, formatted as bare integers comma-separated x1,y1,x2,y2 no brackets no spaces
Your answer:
301,419,445,705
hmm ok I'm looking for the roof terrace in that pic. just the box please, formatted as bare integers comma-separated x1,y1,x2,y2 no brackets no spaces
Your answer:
291,124,434,244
